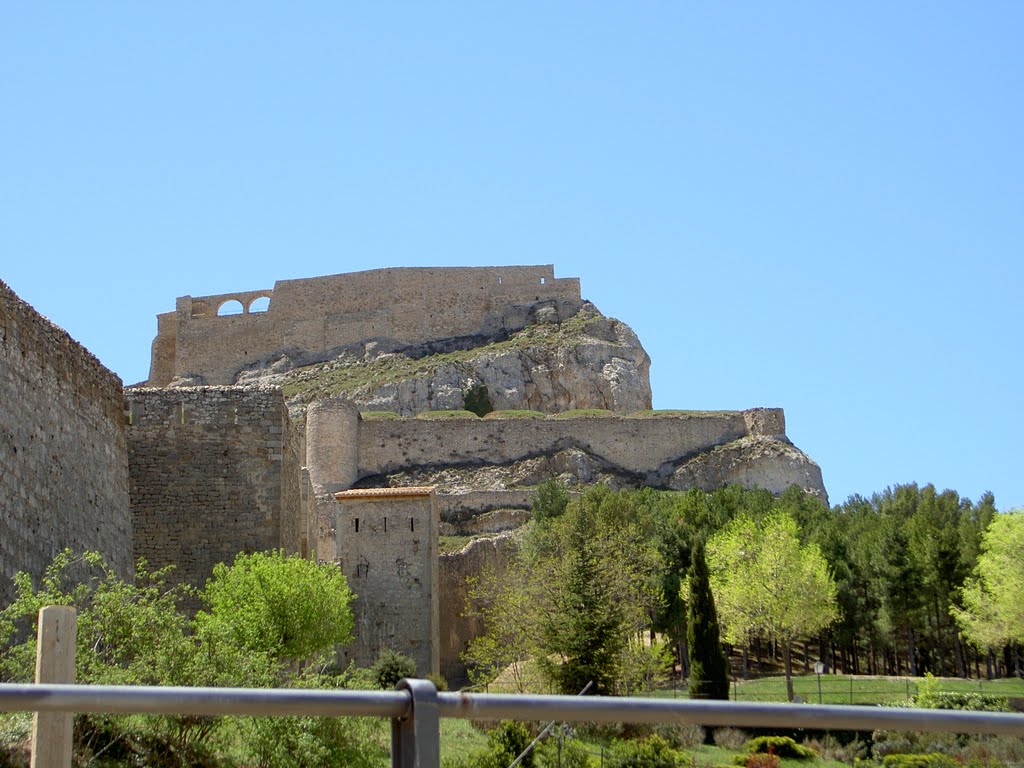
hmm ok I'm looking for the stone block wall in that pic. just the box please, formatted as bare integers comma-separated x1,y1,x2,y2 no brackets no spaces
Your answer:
321,488,440,676
148,265,583,386
357,411,778,479
125,386,304,605
0,279,132,606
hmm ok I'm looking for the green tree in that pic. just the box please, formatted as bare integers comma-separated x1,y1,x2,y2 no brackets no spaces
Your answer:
195,549,354,666
953,512,1024,652
685,540,730,700
538,493,627,694
707,512,838,701
531,477,571,522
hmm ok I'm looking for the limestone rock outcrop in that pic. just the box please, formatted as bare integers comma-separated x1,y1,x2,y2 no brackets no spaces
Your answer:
238,304,653,417
667,435,827,502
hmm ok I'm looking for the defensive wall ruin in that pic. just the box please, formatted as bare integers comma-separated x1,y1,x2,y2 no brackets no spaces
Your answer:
125,386,304,608
149,265,582,387
0,279,133,607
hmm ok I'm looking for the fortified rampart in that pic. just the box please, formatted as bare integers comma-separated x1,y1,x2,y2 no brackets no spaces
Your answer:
0,279,133,607
149,265,582,387
357,410,786,481
125,386,304,606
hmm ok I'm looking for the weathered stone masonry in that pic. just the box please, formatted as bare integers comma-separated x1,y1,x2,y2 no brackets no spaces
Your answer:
0,279,132,607
149,265,583,386
324,488,440,677
125,386,304,606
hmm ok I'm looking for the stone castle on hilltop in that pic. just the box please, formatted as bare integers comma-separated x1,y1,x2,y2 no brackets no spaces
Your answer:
1,266,826,682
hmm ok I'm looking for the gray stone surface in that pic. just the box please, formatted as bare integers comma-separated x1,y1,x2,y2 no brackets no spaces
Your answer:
0,279,132,607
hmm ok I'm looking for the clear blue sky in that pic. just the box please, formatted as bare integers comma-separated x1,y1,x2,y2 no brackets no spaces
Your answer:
2,4,1021,510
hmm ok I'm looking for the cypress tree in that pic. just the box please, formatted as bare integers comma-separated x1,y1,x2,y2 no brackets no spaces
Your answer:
687,540,730,699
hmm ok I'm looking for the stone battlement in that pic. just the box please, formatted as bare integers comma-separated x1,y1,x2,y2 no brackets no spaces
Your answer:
148,265,583,387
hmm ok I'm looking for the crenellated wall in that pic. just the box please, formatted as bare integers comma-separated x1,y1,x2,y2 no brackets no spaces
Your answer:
0,279,132,606
149,265,583,386
125,386,304,607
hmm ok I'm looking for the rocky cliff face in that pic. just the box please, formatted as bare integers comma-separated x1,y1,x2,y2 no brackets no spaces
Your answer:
235,303,653,417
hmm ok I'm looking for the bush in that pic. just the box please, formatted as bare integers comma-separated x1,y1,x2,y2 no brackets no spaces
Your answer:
713,727,748,750
416,409,480,419
550,409,614,419
653,722,705,749
536,734,593,767
744,735,817,759
463,384,494,417
488,721,534,767
370,648,418,689
881,753,960,768
484,410,546,419
606,734,681,768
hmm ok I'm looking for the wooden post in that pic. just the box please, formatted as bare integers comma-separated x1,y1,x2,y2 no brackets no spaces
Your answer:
30,606,76,768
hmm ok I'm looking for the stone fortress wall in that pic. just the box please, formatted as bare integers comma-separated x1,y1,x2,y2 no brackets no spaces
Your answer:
320,488,440,677
125,386,304,606
357,409,786,481
149,265,583,387
0,279,133,607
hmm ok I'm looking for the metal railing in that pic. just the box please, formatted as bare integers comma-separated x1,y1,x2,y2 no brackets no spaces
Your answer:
4,680,1024,767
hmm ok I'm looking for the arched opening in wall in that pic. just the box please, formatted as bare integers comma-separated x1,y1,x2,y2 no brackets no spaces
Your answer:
498,275,503,285
540,277,546,285
217,299,244,316
248,296,271,313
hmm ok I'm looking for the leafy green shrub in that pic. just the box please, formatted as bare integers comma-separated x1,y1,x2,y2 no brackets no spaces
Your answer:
606,734,681,768
745,735,817,759
416,409,480,419
196,550,354,664
370,647,418,689
484,409,546,419
426,673,449,691
550,409,614,419
653,722,705,749
531,477,570,522
913,672,1009,712
713,727,748,749
463,384,494,417
488,721,535,767
536,735,593,767
881,753,960,768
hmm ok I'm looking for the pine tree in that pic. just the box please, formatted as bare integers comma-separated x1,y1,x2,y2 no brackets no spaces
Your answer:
687,540,730,700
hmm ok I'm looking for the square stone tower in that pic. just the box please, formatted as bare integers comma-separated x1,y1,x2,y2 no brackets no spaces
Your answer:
328,487,440,677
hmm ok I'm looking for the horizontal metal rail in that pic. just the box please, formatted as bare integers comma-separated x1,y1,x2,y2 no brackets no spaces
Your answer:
4,683,1024,735
5,681,1024,766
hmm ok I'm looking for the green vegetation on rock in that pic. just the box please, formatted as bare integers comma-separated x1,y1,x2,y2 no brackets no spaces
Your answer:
550,408,614,419
281,309,607,405
416,409,480,419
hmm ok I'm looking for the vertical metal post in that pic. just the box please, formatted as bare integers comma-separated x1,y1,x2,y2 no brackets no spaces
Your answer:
391,678,439,768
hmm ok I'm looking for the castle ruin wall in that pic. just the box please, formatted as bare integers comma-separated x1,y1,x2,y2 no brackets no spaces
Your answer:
356,410,783,480
125,386,304,605
0,279,132,606
150,266,583,386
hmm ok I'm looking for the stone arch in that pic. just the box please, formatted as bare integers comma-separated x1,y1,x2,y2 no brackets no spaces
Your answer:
217,299,245,316
248,295,271,313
